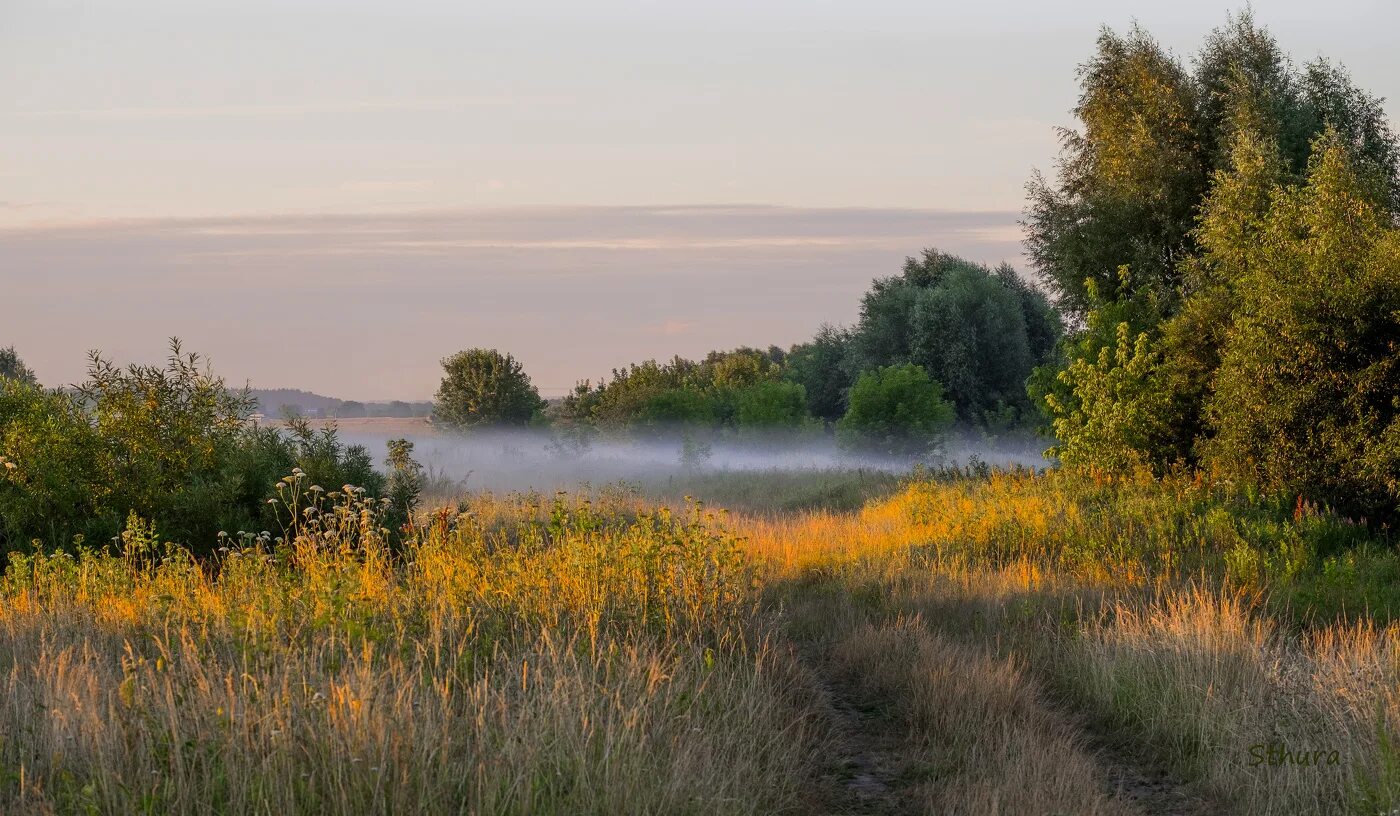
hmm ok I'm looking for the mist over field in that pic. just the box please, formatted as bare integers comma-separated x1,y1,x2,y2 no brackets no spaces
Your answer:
320,422,1049,494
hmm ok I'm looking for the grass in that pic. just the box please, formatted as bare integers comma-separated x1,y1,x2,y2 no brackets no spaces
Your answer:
2,466,1398,814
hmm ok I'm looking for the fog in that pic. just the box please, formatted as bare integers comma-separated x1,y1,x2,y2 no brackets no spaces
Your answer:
325,426,1053,495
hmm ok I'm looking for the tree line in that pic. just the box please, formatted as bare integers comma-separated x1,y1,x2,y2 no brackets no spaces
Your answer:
429,249,1059,455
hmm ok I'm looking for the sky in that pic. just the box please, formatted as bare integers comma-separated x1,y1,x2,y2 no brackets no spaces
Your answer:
3,0,1397,399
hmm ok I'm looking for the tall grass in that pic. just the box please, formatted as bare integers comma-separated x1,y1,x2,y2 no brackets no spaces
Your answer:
0,479,826,814
745,470,1400,814
3,466,1396,814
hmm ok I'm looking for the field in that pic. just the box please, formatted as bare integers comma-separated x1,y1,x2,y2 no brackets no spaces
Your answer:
2,467,1396,815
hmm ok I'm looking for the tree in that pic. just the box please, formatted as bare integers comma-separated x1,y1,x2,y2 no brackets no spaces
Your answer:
837,364,955,456
0,346,37,385
384,438,423,532
845,249,1060,426
785,325,852,421
1025,25,1206,321
734,380,810,429
1026,13,1400,479
1205,133,1400,518
1044,321,1177,472
0,380,105,551
433,349,544,430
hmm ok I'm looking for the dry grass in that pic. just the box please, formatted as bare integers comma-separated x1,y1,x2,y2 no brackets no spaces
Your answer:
748,472,1400,815
0,487,827,815
2,468,1397,814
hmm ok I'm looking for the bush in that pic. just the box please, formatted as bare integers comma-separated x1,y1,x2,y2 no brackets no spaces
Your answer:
0,341,394,555
837,364,955,456
734,381,810,429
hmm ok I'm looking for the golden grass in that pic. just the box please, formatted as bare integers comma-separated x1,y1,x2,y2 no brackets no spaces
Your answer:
2,469,1396,814
0,490,826,815
752,472,1400,814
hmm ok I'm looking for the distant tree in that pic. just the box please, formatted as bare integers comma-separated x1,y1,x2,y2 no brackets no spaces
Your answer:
638,388,716,427
837,364,955,456
785,325,853,421
0,346,37,385
434,349,544,430
336,400,367,419
846,249,1060,426
734,380,810,428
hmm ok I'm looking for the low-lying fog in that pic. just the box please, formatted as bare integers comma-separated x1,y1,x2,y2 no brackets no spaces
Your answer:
323,426,1052,495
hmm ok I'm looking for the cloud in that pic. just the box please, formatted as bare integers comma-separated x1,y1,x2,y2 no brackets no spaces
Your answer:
9,97,543,121
0,205,1028,400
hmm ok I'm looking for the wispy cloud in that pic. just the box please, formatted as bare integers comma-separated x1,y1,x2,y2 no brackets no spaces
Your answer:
0,205,1027,400
9,97,550,121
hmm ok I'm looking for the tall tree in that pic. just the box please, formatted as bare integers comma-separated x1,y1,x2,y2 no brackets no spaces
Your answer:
1025,25,1206,321
0,346,37,385
1205,133,1400,518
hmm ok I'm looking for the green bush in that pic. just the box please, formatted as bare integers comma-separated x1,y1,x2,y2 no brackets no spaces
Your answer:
0,341,392,556
837,364,955,456
734,381,810,429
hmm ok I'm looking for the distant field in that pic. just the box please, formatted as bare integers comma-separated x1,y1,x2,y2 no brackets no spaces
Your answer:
263,416,440,435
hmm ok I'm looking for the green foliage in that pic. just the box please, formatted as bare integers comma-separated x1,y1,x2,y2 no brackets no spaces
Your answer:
562,348,790,432
384,438,423,532
1030,14,1400,516
845,249,1060,427
0,380,106,548
0,347,37,386
837,364,955,456
1025,24,1205,319
1027,12,1400,322
280,415,384,498
0,341,393,554
1044,321,1176,472
784,325,852,421
433,348,544,430
1205,134,1400,519
640,387,717,427
74,340,256,545
733,380,810,429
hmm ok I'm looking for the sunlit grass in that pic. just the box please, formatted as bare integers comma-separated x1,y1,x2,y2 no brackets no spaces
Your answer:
2,467,1397,814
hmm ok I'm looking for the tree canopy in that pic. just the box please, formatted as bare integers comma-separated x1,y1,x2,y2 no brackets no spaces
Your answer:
434,349,545,430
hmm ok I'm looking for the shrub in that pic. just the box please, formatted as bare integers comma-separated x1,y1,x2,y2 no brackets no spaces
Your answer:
837,364,955,456
734,380,810,429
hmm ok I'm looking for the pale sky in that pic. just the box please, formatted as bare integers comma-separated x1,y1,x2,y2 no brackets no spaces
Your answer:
3,1,1397,398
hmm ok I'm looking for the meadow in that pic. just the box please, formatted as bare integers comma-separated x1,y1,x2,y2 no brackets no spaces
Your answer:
2,465,1396,815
